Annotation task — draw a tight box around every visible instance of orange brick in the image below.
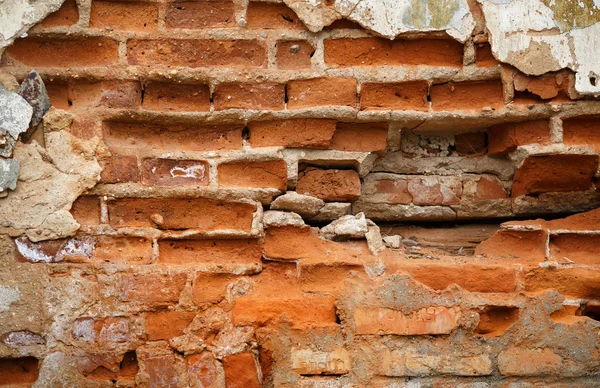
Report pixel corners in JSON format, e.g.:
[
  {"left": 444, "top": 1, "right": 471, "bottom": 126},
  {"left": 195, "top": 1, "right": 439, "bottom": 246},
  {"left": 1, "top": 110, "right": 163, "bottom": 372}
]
[
  {"left": 474, "top": 176, "right": 507, "bottom": 201},
  {"left": 233, "top": 297, "right": 337, "bottom": 327},
  {"left": 100, "top": 155, "right": 139, "bottom": 183},
  {"left": 488, "top": 120, "right": 551, "bottom": 156},
  {"left": 0, "top": 358, "right": 38, "bottom": 386},
  {"left": 186, "top": 353, "right": 221, "bottom": 387},
  {"left": 276, "top": 40, "right": 314, "bottom": 69},
  {"left": 108, "top": 198, "right": 256, "bottom": 231},
  {"left": 246, "top": 2, "right": 307, "bottom": 30},
  {"left": 214, "top": 82, "right": 285, "bottom": 110},
  {"left": 145, "top": 311, "right": 195, "bottom": 340},
  {"left": 39, "top": 0, "right": 79, "bottom": 27},
  {"left": 73, "top": 317, "right": 131, "bottom": 343},
  {"left": 524, "top": 267, "right": 600, "bottom": 299},
  {"left": 143, "top": 355, "right": 180, "bottom": 387},
  {"left": 454, "top": 132, "right": 487, "bottom": 156},
  {"left": 511, "top": 155, "right": 598, "bottom": 197},
  {"left": 90, "top": 1, "right": 158, "bottom": 32},
  {"left": 6, "top": 37, "right": 119, "bottom": 67},
  {"left": 159, "top": 239, "right": 263, "bottom": 265},
  {"left": 550, "top": 234, "right": 600, "bottom": 265},
  {"left": 127, "top": 39, "right": 267, "bottom": 68},
  {"left": 94, "top": 237, "right": 153, "bottom": 264},
  {"left": 141, "top": 159, "right": 209, "bottom": 186},
  {"left": 117, "top": 273, "right": 187, "bottom": 304},
  {"left": 475, "top": 43, "right": 500, "bottom": 67},
  {"left": 142, "top": 81, "right": 210, "bottom": 112},
  {"left": 475, "top": 230, "right": 547, "bottom": 263},
  {"left": 248, "top": 119, "right": 336, "bottom": 148},
  {"left": 359, "top": 81, "right": 429, "bottom": 111},
  {"left": 296, "top": 168, "right": 361, "bottom": 201},
  {"left": 44, "top": 79, "right": 69, "bottom": 109},
  {"left": 329, "top": 122, "right": 388, "bottom": 154},
  {"left": 218, "top": 160, "right": 287, "bottom": 190},
  {"left": 100, "top": 81, "right": 142, "bottom": 109},
  {"left": 562, "top": 116, "right": 600, "bottom": 151},
  {"left": 103, "top": 121, "right": 243, "bottom": 153},
  {"left": 287, "top": 77, "right": 357, "bottom": 109},
  {"left": 430, "top": 81, "right": 505, "bottom": 112},
  {"left": 222, "top": 353, "right": 261, "bottom": 388},
  {"left": 70, "top": 196, "right": 101, "bottom": 226},
  {"left": 166, "top": 0, "right": 235, "bottom": 29},
  {"left": 191, "top": 273, "right": 235, "bottom": 304},
  {"left": 324, "top": 38, "right": 464, "bottom": 68}
]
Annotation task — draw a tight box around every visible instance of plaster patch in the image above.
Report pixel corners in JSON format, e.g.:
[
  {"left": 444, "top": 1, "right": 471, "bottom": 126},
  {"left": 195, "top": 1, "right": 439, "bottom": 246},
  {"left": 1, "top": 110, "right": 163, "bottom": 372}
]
[{"left": 0, "top": 285, "right": 20, "bottom": 312}]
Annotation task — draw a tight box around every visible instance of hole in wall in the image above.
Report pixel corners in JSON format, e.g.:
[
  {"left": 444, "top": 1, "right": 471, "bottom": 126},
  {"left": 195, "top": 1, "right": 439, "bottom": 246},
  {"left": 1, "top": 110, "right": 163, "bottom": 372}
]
[{"left": 474, "top": 306, "right": 519, "bottom": 337}]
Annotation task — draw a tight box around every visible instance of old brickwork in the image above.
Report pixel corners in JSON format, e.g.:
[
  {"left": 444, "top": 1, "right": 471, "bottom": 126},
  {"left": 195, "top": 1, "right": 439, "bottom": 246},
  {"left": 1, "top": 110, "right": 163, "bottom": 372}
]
[{"left": 1, "top": 0, "right": 600, "bottom": 387}]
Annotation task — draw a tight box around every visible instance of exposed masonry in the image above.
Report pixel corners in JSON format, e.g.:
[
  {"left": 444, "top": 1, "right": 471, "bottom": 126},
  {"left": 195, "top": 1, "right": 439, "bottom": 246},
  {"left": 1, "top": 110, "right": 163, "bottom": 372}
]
[{"left": 1, "top": 0, "right": 600, "bottom": 386}]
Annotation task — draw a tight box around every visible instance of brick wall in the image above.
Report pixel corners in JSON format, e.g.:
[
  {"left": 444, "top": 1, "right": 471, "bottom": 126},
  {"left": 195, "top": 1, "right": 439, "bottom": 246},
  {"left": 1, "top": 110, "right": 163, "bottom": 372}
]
[{"left": 1, "top": 0, "right": 600, "bottom": 386}]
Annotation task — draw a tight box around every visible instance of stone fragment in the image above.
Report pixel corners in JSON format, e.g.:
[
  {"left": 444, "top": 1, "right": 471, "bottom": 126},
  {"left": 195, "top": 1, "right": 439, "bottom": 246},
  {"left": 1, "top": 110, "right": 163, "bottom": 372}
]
[
  {"left": 0, "top": 158, "right": 19, "bottom": 192},
  {"left": 365, "top": 219, "right": 385, "bottom": 255},
  {"left": 18, "top": 70, "right": 51, "bottom": 140},
  {"left": 309, "top": 202, "right": 351, "bottom": 222},
  {"left": 0, "top": 87, "right": 33, "bottom": 149},
  {"left": 263, "top": 210, "right": 306, "bottom": 227},
  {"left": 319, "top": 212, "right": 368, "bottom": 240},
  {"left": 383, "top": 235, "right": 402, "bottom": 249},
  {"left": 291, "top": 348, "right": 350, "bottom": 375},
  {"left": 271, "top": 191, "right": 324, "bottom": 218},
  {"left": 354, "top": 306, "right": 461, "bottom": 335}
]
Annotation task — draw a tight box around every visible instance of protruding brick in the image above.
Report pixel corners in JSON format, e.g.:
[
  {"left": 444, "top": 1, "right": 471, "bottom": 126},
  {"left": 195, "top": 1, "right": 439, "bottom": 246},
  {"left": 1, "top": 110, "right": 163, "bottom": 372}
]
[
  {"left": 6, "top": 37, "right": 119, "bottom": 67},
  {"left": 475, "top": 230, "right": 547, "bottom": 263},
  {"left": 191, "top": 273, "right": 235, "bottom": 304},
  {"left": 276, "top": 40, "right": 314, "bottom": 69},
  {"left": 145, "top": 311, "right": 195, "bottom": 340},
  {"left": 430, "top": 81, "right": 505, "bottom": 112},
  {"left": 166, "top": 0, "right": 235, "bottom": 29},
  {"left": 524, "top": 267, "right": 600, "bottom": 298},
  {"left": 218, "top": 160, "right": 287, "bottom": 190},
  {"left": 296, "top": 168, "right": 361, "bottom": 201},
  {"left": 287, "top": 77, "right": 357, "bottom": 109},
  {"left": 100, "top": 156, "right": 139, "bottom": 183},
  {"left": 90, "top": 1, "right": 158, "bottom": 32},
  {"left": 141, "top": 159, "right": 209, "bottom": 186},
  {"left": 324, "top": 38, "right": 464, "bottom": 68},
  {"left": 354, "top": 306, "right": 461, "bottom": 335},
  {"left": 562, "top": 116, "right": 600, "bottom": 151},
  {"left": 159, "top": 239, "right": 262, "bottom": 266},
  {"left": 214, "top": 83, "right": 285, "bottom": 110},
  {"left": 511, "top": 155, "right": 598, "bottom": 197},
  {"left": 233, "top": 297, "right": 337, "bottom": 327},
  {"left": 329, "top": 122, "right": 388, "bottom": 153},
  {"left": 142, "top": 81, "right": 210, "bottom": 112},
  {"left": 488, "top": 120, "right": 551, "bottom": 156},
  {"left": 108, "top": 198, "right": 256, "bottom": 231},
  {"left": 359, "top": 81, "right": 428, "bottom": 111},
  {"left": 70, "top": 196, "right": 101, "bottom": 226},
  {"left": 246, "top": 2, "right": 307, "bottom": 30},
  {"left": 127, "top": 39, "right": 267, "bottom": 68},
  {"left": 39, "top": 0, "right": 79, "bottom": 27},
  {"left": 222, "top": 353, "right": 260, "bottom": 388},
  {"left": 248, "top": 119, "right": 336, "bottom": 148},
  {"left": 550, "top": 234, "right": 600, "bottom": 265}
]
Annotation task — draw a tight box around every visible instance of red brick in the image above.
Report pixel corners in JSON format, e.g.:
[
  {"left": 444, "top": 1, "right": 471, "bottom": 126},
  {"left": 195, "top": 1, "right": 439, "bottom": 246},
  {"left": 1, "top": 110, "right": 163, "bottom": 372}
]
[
  {"left": 145, "top": 311, "right": 195, "bottom": 340},
  {"left": 117, "top": 272, "right": 187, "bottom": 304},
  {"left": 372, "top": 178, "right": 412, "bottom": 204},
  {"left": 0, "top": 358, "right": 39, "bottom": 385},
  {"left": 549, "top": 234, "right": 600, "bottom": 265},
  {"left": 108, "top": 198, "right": 256, "bottom": 231},
  {"left": 233, "top": 297, "right": 337, "bottom": 327},
  {"left": 324, "top": 38, "right": 464, "bottom": 68},
  {"left": 5, "top": 37, "right": 119, "bottom": 67},
  {"left": 70, "top": 196, "right": 101, "bottom": 226},
  {"left": 214, "top": 82, "right": 285, "bottom": 110},
  {"left": 562, "top": 116, "right": 600, "bottom": 151},
  {"left": 141, "top": 159, "right": 209, "bottom": 186},
  {"left": 100, "top": 81, "right": 142, "bottom": 109},
  {"left": 296, "top": 168, "right": 361, "bottom": 201},
  {"left": 276, "top": 40, "right": 314, "bottom": 69},
  {"left": 159, "top": 239, "right": 262, "bottom": 265},
  {"left": 330, "top": 122, "right": 388, "bottom": 154},
  {"left": 73, "top": 317, "right": 131, "bottom": 343},
  {"left": 222, "top": 353, "right": 260, "bottom": 388},
  {"left": 100, "top": 155, "right": 139, "bottom": 183},
  {"left": 513, "top": 71, "right": 571, "bottom": 100},
  {"left": 15, "top": 237, "right": 66, "bottom": 263},
  {"left": 191, "top": 273, "right": 235, "bottom": 304},
  {"left": 94, "top": 237, "right": 153, "bottom": 264},
  {"left": 142, "top": 81, "right": 210, "bottom": 112},
  {"left": 218, "top": 160, "right": 287, "bottom": 190},
  {"left": 127, "top": 39, "right": 267, "bottom": 68},
  {"left": 166, "top": 0, "right": 235, "bottom": 29},
  {"left": 143, "top": 355, "right": 179, "bottom": 388},
  {"left": 455, "top": 132, "right": 487, "bottom": 156},
  {"left": 475, "top": 230, "right": 547, "bottom": 263},
  {"left": 431, "top": 81, "right": 505, "bottom": 112},
  {"left": 246, "top": 2, "right": 307, "bottom": 30},
  {"left": 488, "top": 120, "right": 551, "bottom": 156},
  {"left": 39, "top": 0, "right": 79, "bottom": 27},
  {"left": 90, "top": 1, "right": 158, "bottom": 32},
  {"left": 474, "top": 176, "right": 507, "bottom": 200},
  {"left": 408, "top": 176, "right": 461, "bottom": 205},
  {"left": 248, "top": 119, "right": 336, "bottom": 148},
  {"left": 524, "top": 267, "right": 600, "bottom": 299},
  {"left": 186, "top": 353, "right": 221, "bottom": 387},
  {"left": 287, "top": 77, "right": 357, "bottom": 109},
  {"left": 359, "top": 81, "right": 429, "bottom": 111},
  {"left": 475, "top": 43, "right": 500, "bottom": 67},
  {"left": 103, "top": 121, "right": 243, "bottom": 153},
  {"left": 511, "top": 155, "right": 598, "bottom": 197}
]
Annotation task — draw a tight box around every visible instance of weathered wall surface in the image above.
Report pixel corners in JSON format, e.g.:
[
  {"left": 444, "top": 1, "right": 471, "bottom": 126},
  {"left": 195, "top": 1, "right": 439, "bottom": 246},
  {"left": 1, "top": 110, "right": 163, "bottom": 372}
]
[{"left": 1, "top": 0, "right": 600, "bottom": 386}]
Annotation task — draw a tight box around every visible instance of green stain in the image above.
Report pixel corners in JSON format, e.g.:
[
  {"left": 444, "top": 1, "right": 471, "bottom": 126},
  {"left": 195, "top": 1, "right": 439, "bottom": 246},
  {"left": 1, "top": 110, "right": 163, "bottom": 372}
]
[
  {"left": 542, "top": 0, "right": 600, "bottom": 31},
  {"left": 403, "top": 0, "right": 460, "bottom": 29}
]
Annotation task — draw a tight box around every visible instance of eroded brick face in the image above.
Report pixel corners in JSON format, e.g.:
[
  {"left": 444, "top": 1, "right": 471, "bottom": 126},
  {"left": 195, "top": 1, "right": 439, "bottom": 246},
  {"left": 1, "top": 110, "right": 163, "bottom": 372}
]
[{"left": 2, "top": 0, "right": 600, "bottom": 386}]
